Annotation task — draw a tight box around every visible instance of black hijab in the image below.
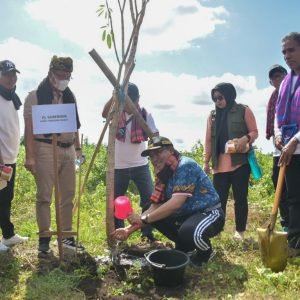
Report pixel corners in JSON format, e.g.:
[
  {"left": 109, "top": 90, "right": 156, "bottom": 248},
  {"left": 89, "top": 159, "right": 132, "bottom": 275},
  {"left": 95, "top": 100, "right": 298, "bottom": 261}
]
[{"left": 211, "top": 82, "right": 237, "bottom": 156}]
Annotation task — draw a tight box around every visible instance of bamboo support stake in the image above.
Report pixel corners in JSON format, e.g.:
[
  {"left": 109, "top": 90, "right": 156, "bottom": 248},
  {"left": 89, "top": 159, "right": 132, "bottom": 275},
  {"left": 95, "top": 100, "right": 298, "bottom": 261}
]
[
  {"left": 89, "top": 49, "right": 154, "bottom": 137},
  {"left": 72, "top": 120, "right": 110, "bottom": 214},
  {"left": 75, "top": 134, "right": 84, "bottom": 256}
]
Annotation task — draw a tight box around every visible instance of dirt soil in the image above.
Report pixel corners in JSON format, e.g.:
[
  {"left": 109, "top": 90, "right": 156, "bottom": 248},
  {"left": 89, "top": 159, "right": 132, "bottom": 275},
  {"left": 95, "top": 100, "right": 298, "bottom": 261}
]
[{"left": 35, "top": 201, "right": 267, "bottom": 300}]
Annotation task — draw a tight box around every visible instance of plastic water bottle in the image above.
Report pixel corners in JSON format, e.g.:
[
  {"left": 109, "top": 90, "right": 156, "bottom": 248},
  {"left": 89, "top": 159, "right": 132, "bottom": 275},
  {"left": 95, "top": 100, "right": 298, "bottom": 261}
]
[
  {"left": 248, "top": 149, "right": 262, "bottom": 180},
  {"left": 75, "top": 154, "right": 86, "bottom": 171},
  {"left": 114, "top": 196, "right": 133, "bottom": 219}
]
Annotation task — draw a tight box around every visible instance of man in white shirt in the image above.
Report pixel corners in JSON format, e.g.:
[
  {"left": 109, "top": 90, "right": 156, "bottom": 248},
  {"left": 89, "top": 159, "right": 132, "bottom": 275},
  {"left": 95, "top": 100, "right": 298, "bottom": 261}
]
[
  {"left": 265, "top": 64, "right": 288, "bottom": 231},
  {"left": 102, "top": 83, "right": 159, "bottom": 242},
  {"left": 0, "top": 60, "right": 28, "bottom": 252}
]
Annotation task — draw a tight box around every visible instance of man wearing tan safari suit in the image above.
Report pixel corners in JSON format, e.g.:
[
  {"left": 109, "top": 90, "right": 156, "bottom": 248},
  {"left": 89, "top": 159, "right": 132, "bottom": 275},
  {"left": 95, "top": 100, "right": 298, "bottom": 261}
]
[{"left": 24, "top": 56, "right": 83, "bottom": 254}]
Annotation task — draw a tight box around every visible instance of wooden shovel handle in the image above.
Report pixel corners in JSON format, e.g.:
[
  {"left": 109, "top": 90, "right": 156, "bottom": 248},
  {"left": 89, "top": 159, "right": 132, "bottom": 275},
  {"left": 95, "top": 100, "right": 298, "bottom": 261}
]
[{"left": 270, "top": 164, "right": 286, "bottom": 229}]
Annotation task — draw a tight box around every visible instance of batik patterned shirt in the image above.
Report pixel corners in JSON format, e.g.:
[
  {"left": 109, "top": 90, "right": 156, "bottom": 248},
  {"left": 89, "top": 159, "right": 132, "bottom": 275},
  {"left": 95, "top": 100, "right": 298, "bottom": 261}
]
[{"left": 165, "top": 156, "right": 220, "bottom": 216}]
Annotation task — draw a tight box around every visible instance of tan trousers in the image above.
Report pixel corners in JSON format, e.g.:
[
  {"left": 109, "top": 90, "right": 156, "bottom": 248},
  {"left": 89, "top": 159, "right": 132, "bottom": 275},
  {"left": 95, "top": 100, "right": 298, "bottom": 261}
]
[{"left": 34, "top": 141, "right": 76, "bottom": 238}]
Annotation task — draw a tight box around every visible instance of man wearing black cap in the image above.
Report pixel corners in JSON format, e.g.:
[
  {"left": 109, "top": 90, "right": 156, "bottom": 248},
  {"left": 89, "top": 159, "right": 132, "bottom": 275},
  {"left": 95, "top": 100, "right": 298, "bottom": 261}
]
[
  {"left": 0, "top": 60, "right": 28, "bottom": 252},
  {"left": 113, "top": 136, "right": 225, "bottom": 266},
  {"left": 23, "top": 55, "right": 83, "bottom": 254},
  {"left": 266, "top": 64, "right": 288, "bottom": 231},
  {"left": 102, "top": 83, "right": 159, "bottom": 243}
]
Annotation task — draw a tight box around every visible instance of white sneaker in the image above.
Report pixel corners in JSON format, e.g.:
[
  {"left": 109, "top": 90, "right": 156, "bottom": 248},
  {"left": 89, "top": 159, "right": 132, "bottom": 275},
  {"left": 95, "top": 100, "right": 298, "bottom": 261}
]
[
  {"left": 2, "top": 234, "right": 29, "bottom": 246},
  {"left": 0, "top": 241, "right": 9, "bottom": 252},
  {"left": 233, "top": 231, "right": 245, "bottom": 241}
]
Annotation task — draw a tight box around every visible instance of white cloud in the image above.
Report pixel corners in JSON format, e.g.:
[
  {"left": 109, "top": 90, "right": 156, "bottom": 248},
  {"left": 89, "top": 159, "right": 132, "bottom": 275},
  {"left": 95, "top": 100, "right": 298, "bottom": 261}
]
[
  {"left": 25, "top": 0, "right": 228, "bottom": 54},
  {"left": 140, "top": 0, "right": 228, "bottom": 53},
  {"left": 1, "top": 35, "right": 273, "bottom": 154}
]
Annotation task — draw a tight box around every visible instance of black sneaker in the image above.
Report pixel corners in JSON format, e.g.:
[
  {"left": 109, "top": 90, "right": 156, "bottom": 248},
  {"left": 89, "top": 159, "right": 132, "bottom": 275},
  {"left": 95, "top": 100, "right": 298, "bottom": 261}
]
[
  {"left": 62, "top": 237, "right": 85, "bottom": 251},
  {"left": 288, "top": 235, "right": 300, "bottom": 249},
  {"left": 189, "top": 248, "right": 214, "bottom": 267},
  {"left": 38, "top": 237, "right": 51, "bottom": 254},
  {"left": 141, "top": 233, "right": 157, "bottom": 243}
]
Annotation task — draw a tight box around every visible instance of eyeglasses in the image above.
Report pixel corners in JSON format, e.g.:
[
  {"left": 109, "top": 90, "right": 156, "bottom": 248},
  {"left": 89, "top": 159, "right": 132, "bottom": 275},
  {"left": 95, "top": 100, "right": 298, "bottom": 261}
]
[{"left": 213, "top": 95, "right": 224, "bottom": 102}]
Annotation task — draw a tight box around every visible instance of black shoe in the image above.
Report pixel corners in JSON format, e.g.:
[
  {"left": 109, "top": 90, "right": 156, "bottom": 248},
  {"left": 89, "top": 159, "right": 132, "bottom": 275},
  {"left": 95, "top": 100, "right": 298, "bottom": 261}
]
[
  {"left": 141, "top": 233, "right": 157, "bottom": 243},
  {"left": 38, "top": 237, "right": 51, "bottom": 253},
  {"left": 189, "top": 249, "right": 214, "bottom": 267},
  {"left": 288, "top": 235, "right": 300, "bottom": 249},
  {"left": 62, "top": 237, "right": 85, "bottom": 251}
]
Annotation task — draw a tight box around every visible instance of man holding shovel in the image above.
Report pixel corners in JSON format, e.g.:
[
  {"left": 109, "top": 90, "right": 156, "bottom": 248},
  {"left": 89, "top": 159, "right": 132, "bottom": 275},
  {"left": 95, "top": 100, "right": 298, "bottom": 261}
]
[
  {"left": 266, "top": 64, "right": 289, "bottom": 231},
  {"left": 275, "top": 32, "right": 300, "bottom": 257}
]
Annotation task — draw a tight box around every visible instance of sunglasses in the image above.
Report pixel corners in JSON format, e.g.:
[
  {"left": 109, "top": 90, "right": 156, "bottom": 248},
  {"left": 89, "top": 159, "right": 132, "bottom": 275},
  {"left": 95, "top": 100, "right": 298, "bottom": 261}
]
[{"left": 213, "top": 95, "right": 225, "bottom": 102}]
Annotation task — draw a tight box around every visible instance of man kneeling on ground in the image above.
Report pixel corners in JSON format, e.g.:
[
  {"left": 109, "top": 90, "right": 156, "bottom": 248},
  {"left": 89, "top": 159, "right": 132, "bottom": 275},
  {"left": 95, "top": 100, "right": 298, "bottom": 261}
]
[{"left": 113, "top": 136, "right": 225, "bottom": 266}]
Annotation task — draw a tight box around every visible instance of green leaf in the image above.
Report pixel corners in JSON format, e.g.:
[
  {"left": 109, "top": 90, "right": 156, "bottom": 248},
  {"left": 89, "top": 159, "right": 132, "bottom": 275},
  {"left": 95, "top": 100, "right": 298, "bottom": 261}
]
[
  {"left": 107, "top": 34, "right": 112, "bottom": 48},
  {"left": 102, "top": 30, "right": 106, "bottom": 41},
  {"left": 97, "top": 10, "right": 104, "bottom": 17}
]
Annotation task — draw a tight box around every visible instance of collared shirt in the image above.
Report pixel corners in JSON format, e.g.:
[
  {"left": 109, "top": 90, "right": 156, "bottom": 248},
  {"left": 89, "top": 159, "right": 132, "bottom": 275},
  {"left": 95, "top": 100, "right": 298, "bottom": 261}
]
[{"left": 165, "top": 156, "right": 220, "bottom": 216}]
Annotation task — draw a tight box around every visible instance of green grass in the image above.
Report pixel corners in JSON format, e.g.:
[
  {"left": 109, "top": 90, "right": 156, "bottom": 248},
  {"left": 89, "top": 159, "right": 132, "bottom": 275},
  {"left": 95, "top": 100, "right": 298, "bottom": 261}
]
[{"left": 0, "top": 145, "right": 300, "bottom": 299}]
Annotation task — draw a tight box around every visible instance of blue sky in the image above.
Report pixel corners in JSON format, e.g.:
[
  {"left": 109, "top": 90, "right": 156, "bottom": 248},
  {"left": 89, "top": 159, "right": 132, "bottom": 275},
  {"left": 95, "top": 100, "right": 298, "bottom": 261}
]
[{"left": 0, "top": 0, "right": 299, "bottom": 153}]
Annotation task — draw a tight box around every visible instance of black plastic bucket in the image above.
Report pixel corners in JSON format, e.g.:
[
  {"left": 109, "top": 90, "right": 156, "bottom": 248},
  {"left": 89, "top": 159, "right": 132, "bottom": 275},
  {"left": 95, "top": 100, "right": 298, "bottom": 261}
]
[{"left": 145, "top": 249, "right": 190, "bottom": 287}]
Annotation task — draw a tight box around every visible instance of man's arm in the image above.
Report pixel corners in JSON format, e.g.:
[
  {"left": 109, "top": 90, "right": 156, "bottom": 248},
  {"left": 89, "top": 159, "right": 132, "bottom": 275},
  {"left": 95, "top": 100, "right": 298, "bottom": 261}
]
[
  {"left": 203, "top": 115, "right": 212, "bottom": 173},
  {"left": 102, "top": 97, "right": 114, "bottom": 118},
  {"left": 128, "top": 195, "right": 188, "bottom": 225},
  {"left": 24, "top": 117, "right": 36, "bottom": 175}
]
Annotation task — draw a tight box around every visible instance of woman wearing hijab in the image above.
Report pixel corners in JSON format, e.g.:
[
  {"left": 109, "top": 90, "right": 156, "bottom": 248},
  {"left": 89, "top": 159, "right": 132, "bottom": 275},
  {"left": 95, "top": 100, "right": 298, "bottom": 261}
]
[{"left": 203, "top": 83, "right": 258, "bottom": 240}]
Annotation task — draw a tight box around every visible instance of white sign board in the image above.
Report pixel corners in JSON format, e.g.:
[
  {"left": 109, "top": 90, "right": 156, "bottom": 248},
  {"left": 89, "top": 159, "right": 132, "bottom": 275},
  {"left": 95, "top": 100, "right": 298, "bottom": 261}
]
[{"left": 32, "top": 104, "right": 77, "bottom": 134}]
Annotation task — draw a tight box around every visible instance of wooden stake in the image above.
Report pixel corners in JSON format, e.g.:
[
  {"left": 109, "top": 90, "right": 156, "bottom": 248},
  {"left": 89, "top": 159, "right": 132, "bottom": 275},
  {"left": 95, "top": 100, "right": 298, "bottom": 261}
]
[
  {"left": 53, "top": 134, "right": 63, "bottom": 260},
  {"left": 75, "top": 134, "right": 84, "bottom": 256}
]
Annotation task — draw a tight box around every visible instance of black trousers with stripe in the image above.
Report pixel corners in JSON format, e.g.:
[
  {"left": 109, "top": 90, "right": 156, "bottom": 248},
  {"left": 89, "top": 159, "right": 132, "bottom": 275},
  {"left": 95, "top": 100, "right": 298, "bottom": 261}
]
[
  {"left": 152, "top": 208, "right": 225, "bottom": 254},
  {"left": 0, "top": 163, "right": 16, "bottom": 239}
]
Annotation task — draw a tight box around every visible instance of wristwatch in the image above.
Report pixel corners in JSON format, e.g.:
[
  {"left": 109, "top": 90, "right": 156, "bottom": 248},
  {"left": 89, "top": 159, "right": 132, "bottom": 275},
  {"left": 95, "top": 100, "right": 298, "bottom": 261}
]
[{"left": 141, "top": 214, "right": 149, "bottom": 224}]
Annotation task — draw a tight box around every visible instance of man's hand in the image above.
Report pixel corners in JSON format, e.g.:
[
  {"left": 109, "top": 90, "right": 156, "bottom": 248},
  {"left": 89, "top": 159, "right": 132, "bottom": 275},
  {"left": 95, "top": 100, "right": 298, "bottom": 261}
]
[
  {"left": 203, "top": 162, "right": 211, "bottom": 175},
  {"left": 279, "top": 137, "right": 298, "bottom": 166},
  {"left": 127, "top": 213, "right": 143, "bottom": 226},
  {"left": 113, "top": 228, "right": 130, "bottom": 241},
  {"left": 234, "top": 136, "right": 249, "bottom": 153},
  {"left": 275, "top": 136, "right": 284, "bottom": 151},
  {"left": 75, "top": 149, "right": 82, "bottom": 159},
  {"left": 24, "top": 157, "right": 36, "bottom": 175}
]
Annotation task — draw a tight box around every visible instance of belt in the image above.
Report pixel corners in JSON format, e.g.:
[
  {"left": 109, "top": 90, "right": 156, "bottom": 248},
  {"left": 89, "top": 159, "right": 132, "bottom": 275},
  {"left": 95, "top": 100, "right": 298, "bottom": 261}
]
[
  {"left": 35, "top": 138, "right": 74, "bottom": 148},
  {"left": 204, "top": 203, "right": 221, "bottom": 213}
]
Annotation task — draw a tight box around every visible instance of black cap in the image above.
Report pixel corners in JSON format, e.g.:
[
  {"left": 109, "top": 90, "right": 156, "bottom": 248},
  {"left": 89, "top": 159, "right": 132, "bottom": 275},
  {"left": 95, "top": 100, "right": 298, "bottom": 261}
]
[
  {"left": 127, "top": 82, "right": 140, "bottom": 102},
  {"left": 141, "top": 136, "right": 173, "bottom": 157},
  {"left": 269, "top": 64, "right": 287, "bottom": 79},
  {"left": 0, "top": 60, "right": 20, "bottom": 74}
]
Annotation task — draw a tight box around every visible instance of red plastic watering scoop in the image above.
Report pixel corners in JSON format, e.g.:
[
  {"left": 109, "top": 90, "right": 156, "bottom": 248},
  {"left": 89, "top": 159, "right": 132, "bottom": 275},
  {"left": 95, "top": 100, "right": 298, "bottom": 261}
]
[{"left": 114, "top": 196, "right": 133, "bottom": 219}]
